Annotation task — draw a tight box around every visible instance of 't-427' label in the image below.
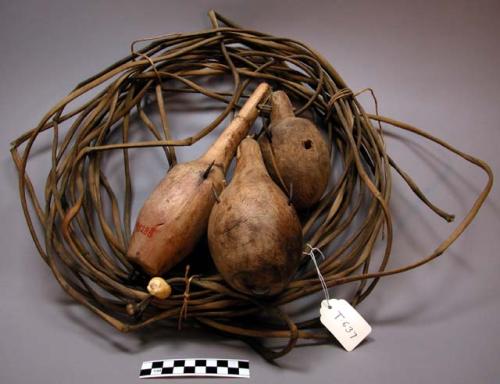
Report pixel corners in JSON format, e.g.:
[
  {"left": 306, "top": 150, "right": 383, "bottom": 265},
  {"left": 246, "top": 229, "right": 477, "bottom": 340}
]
[{"left": 320, "top": 299, "right": 372, "bottom": 351}]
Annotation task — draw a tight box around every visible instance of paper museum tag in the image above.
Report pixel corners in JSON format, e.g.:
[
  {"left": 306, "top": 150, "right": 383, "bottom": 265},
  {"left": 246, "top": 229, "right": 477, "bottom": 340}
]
[{"left": 320, "top": 299, "right": 372, "bottom": 351}]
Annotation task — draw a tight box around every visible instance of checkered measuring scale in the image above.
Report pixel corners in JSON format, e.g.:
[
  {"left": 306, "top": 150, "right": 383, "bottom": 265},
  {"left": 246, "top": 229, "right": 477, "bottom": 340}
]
[{"left": 139, "top": 358, "right": 250, "bottom": 378}]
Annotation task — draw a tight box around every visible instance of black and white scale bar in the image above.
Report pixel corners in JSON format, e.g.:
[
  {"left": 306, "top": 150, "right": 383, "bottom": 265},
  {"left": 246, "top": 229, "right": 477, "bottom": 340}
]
[{"left": 139, "top": 359, "right": 250, "bottom": 379}]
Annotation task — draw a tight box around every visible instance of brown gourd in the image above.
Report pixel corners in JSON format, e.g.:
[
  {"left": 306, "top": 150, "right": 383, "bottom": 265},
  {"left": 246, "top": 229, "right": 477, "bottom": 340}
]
[
  {"left": 259, "top": 90, "right": 331, "bottom": 210},
  {"left": 208, "top": 137, "right": 303, "bottom": 296},
  {"left": 127, "top": 83, "right": 270, "bottom": 276}
]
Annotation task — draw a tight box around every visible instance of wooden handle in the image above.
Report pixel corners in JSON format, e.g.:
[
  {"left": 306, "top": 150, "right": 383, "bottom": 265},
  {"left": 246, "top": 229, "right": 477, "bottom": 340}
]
[{"left": 201, "top": 83, "right": 270, "bottom": 171}]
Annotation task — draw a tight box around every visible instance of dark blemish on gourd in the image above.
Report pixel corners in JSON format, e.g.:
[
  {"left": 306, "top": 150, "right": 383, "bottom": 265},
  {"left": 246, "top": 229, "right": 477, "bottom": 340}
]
[
  {"left": 201, "top": 160, "right": 215, "bottom": 179},
  {"left": 222, "top": 218, "right": 249, "bottom": 236}
]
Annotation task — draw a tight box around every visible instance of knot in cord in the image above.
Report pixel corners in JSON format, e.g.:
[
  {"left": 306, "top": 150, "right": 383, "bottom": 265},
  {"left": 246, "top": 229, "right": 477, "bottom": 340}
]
[
  {"left": 303, "top": 243, "right": 331, "bottom": 308},
  {"left": 178, "top": 265, "right": 198, "bottom": 330}
]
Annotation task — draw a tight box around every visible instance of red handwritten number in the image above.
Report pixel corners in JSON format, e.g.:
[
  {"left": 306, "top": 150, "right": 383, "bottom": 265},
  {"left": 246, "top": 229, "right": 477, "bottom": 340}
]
[{"left": 136, "top": 222, "right": 156, "bottom": 238}]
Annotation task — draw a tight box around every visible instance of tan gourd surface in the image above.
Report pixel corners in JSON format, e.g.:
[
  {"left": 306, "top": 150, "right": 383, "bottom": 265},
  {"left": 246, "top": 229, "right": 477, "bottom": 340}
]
[
  {"left": 208, "top": 137, "right": 303, "bottom": 296},
  {"left": 127, "top": 83, "right": 270, "bottom": 275},
  {"left": 259, "top": 90, "right": 331, "bottom": 210}
]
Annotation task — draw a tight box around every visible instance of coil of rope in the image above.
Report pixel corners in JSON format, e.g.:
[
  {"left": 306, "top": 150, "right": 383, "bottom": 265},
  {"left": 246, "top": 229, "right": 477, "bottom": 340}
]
[{"left": 10, "top": 11, "right": 493, "bottom": 360}]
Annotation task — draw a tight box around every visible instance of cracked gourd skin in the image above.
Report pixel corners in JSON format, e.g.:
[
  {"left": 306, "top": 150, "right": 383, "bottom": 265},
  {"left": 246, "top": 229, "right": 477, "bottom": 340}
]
[
  {"left": 127, "top": 83, "right": 270, "bottom": 276},
  {"left": 208, "top": 137, "right": 303, "bottom": 296},
  {"left": 259, "top": 91, "right": 331, "bottom": 210}
]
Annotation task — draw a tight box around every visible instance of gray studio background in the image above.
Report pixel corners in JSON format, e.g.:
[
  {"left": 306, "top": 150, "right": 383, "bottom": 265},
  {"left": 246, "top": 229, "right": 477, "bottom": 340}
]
[{"left": 1, "top": 1, "right": 500, "bottom": 383}]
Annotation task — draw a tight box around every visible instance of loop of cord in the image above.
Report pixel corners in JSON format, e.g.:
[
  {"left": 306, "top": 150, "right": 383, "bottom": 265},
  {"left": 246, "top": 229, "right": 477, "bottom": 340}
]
[
  {"left": 9, "top": 11, "right": 493, "bottom": 359},
  {"left": 178, "top": 266, "right": 198, "bottom": 330},
  {"left": 303, "top": 244, "right": 331, "bottom": 307}
]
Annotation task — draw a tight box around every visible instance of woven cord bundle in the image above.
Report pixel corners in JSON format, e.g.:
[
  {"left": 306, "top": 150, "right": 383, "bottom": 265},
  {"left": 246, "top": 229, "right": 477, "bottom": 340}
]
[{"left": 10, "top": 11, "right": 493, "bottom": 359}]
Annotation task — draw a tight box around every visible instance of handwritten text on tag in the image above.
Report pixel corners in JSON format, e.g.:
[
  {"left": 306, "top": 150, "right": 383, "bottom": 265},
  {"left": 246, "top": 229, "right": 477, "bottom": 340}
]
[{"left": 320, "top": 299, "right": 372, "bottom": 352}]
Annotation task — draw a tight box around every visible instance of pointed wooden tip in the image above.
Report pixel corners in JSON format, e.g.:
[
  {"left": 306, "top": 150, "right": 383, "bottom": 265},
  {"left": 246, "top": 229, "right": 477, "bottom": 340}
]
[
  {"left": 270, "top": 90, "right": 295, "bottom": 123},
  {"left": 238, "top": 82, "right": 271, "bottom": 118}
]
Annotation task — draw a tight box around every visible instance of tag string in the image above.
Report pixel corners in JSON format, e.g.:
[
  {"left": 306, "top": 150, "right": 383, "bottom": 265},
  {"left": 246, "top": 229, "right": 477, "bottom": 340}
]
[{"left": 303, "top": 244, "right": 331, "bottom": 308}]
